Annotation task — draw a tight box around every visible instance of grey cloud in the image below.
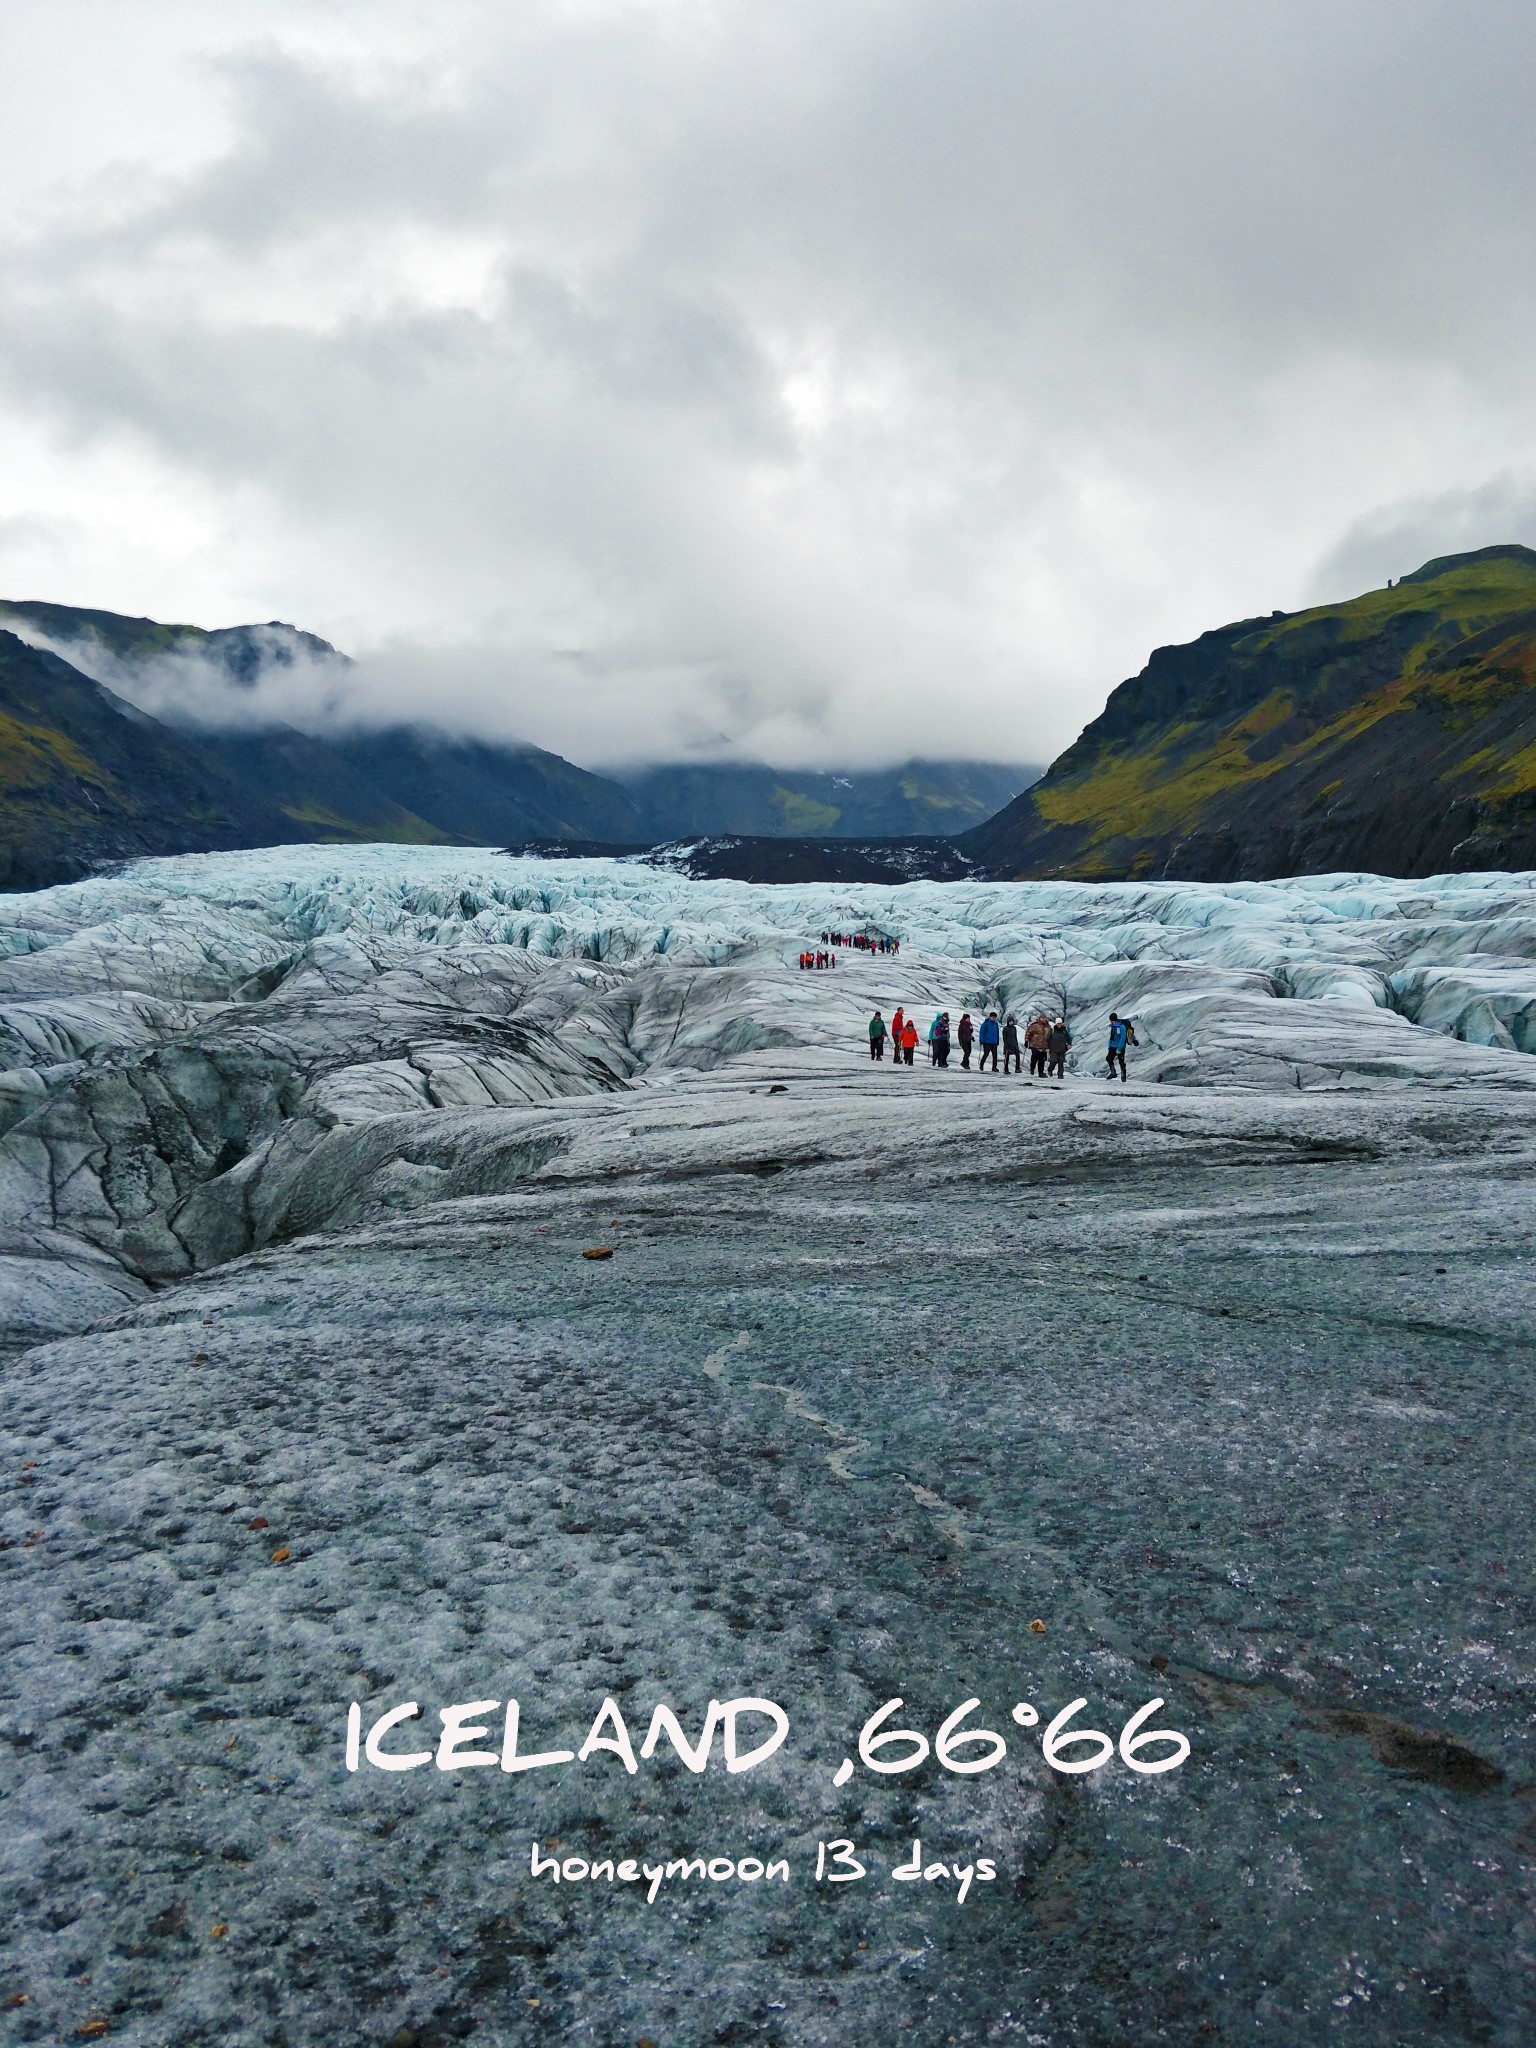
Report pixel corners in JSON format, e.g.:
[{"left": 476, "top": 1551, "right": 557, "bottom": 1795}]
[
  {"left": 72, "top": 48, "right": 511, "bottom": 256},
  {"left": 1307, "top": 476, "right": 1536, "bottom": 606},
  {"left": 0, "top": 512, "right": 69, "bottom": 555},
  {"left": 0, "top": 1, "right": 1534, "bottom": 768}
]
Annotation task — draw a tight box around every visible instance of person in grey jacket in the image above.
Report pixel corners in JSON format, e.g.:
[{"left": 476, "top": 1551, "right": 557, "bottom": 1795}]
[{"left": 1001, "top": 1014, "right": 1021, "bottom": 1074}]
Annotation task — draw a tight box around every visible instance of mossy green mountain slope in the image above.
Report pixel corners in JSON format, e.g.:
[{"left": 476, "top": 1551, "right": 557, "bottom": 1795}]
[{"left": 964, "top": 544, "right": 1536, "bottom": 881}]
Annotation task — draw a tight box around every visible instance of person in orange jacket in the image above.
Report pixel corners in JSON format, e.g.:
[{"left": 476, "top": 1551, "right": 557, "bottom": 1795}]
[{"left": 900, "top": 1016, "right": 919, "bottom": 1065}]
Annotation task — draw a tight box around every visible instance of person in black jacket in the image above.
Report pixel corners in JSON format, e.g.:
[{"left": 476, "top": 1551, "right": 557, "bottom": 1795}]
[
  {"left": 1001, "top": 1013, "right": 1021, "bottom": 1074},
  {"left": 1046, "top": 1017, "right": 1072, "bottom": 1078}
]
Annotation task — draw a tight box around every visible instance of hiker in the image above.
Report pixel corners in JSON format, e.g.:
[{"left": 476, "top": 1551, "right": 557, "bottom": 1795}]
[
  {"left": 928, "top": 1013, "right": 941, "bottom": 1065},
  {"left": 957, "top": 1011, "right": 975, "bottom": 1068},
  {"left": 869, "top": 1008, "right": 887, "bottom": 1060},
  {"left": 1002, "top": 1013, "right": 1021, "bottom": 1073},
  {"left": 978, "top": 1010, "right": 1001, "bottom": 1072},
  {"left": 900, "top": 1015, "right": 918, "bottom": 1065},
  {"left": 891, "top": 1007, "right": 905, "bottom": 1069},
  {"left": 1046, "top": 1016, "right": 1072, "bottom": 1078},
  {"left": 1105, "top": 1011, "right": 1139, "bottom": 1081},
  {"left": 1025, "top": 1013, "right": 1050, "bottom": 1076},
  {"left": 935, "top": 1012, "right": 951, "bottom": 1067}
]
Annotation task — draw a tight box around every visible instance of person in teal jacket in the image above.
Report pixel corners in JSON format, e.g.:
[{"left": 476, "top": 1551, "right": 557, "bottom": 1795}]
[{"left": 1105, "top": 1011, "right": 1139, "bottom": 1081}]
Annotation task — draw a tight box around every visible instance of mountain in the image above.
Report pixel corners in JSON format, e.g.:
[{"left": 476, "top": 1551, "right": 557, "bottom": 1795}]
[
  {"left": 0, "top": 604, "right": 652, "bottom": 866},
  {"left": 0, "top": 598, "right": 340, "bottom": 681},
  {"left": 0, "top": 598, "right": 1040, "bottom": 887},
  {"left": 964, "top": 544, "right": 1536, "bottom": 882},
  {"left": 0, "top": 630, "right": 303, "bottom": 891},
  {"left": 619, "top": 758, "right": 1038, "bottom": 840},
  {"left": 9, "top": 552, "right": 1536, "bottom": 889},
  {"left": 0, "top": 601, "right": 457, "bottom": 876},
  {"left": 324, "top": 727, "right": 649, "bottom": 844},
  {"left": 190, "top": 728, "right": 454, "bottom": 846},
  {"left": 0, "top": 602, "right": 654, "bottom": 842}
]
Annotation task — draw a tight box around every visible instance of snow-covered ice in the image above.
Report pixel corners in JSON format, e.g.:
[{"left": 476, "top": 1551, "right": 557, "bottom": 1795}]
[{"left": 1, "top": 845, "right": 1533, "bottom": 1342}]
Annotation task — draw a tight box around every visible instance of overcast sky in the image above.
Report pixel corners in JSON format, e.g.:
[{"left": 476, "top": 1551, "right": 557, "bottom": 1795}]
[{"left": 1, "top": 0, "right": 1533, "bottom": 767}]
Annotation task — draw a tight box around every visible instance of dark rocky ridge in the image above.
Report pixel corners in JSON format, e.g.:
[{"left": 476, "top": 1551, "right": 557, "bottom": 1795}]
[{"left": 511, "top": 833, "right": 984, "bottom": 881}]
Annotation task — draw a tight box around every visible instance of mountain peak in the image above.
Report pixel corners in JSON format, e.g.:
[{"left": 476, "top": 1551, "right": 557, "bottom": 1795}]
[{"left": 1399, "top": 541, "right": 1536, "bottom": 586}]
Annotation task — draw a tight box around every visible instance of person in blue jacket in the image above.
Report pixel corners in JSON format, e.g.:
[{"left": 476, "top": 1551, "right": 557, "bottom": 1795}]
[
  {"left": 977, "top": 1010, "right": 1001, "bottom": 1071},
  {"left": 1105, "top": 1011, "right": 1139, "bottom": 1081}
]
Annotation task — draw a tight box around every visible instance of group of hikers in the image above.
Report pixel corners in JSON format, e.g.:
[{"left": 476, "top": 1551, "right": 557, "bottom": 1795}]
[
  {"left": 868, "top": 1007, "right": 1139, "bottom": 1080},
  {"left": 822, "top": 930, "right": 899, "bottom": 954},
  {"left": 799, "top": 949, "right": 839, "bottom": 969}
]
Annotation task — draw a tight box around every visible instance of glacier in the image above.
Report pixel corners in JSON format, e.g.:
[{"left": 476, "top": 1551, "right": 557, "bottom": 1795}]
[
  {"left": 2, "top": 845, "right": 1535, "bottom": 1344},
  {"left": 1, "top": 846, "right": 1534, "bottom": 2046}
]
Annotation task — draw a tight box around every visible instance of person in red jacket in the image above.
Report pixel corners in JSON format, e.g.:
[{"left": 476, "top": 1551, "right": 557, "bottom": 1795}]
[{"left": 900, "top": 1016, "right": 918, "bottom": 1065}]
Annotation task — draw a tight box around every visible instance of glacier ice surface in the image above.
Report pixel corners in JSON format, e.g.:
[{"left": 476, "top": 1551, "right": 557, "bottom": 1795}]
[{"left": 1, "top": 848, "right": 1535, "bottom": 2042}]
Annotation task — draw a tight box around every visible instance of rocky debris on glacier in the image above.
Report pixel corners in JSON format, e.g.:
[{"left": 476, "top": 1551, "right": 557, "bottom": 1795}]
[{"left": 1, "top": 848, "right": 1535, "bottom": 2043}]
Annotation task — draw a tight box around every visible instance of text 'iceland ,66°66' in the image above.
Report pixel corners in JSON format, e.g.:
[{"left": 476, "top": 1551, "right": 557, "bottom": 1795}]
[{"left": 342, "top": 1691, "right": 1190, "bottom": 1783}]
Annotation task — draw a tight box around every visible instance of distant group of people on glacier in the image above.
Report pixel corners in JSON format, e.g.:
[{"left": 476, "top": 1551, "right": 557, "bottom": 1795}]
[
  {"left": 799, "top": 929, "right": 899, "bottom": 969},
  {"left": 868, "top": 1006, "right": 1139, "bottom": 1081}
]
